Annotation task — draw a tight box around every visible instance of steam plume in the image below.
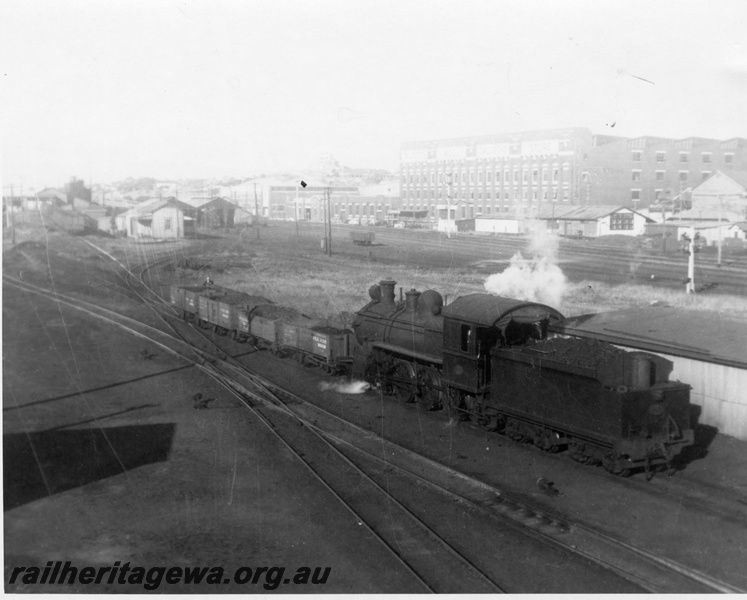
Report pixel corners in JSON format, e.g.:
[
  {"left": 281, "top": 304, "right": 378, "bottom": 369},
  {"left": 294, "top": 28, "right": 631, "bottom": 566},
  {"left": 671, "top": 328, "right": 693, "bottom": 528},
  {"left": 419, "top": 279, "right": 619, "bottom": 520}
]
[
  {"left": 319, "top": 380, "right": 371, "bottom": 394},
  {"left": 483, "top": 224, "right": 567, "bottom": 307}
]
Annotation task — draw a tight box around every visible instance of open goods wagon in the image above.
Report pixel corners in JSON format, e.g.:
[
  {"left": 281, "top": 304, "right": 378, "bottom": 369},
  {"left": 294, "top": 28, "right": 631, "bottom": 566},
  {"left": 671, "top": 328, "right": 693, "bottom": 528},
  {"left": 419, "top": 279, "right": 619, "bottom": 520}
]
[
  {"left": 350, "top": 231, "right": 375, "bottom": 246},
  {"left": 250, "top": 305, "right": 352, "bottom": 374}
]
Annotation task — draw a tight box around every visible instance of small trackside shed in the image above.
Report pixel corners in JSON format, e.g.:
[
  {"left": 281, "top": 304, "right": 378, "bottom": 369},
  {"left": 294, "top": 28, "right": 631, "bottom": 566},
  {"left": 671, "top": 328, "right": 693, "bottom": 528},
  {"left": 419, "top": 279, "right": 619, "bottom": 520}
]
[
  {"left": 198, "top": 196, "right": 240, "bottom": 229},
  {"left": 475, "top": 214, "right": 525, "bottom": 234},
  {"left": 116, "top": 197, "right": 192, "bottom": 238},
  {"left": 540, "top": 205, "right": 654, "bottom": 237}
]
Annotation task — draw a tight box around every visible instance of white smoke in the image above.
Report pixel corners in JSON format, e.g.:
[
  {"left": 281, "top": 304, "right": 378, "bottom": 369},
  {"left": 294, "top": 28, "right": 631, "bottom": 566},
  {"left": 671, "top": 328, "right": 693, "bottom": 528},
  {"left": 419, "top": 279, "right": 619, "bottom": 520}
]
[
  {"left": 483, "top": 224, "right": 567, "bottom": 307},
  {"left": 319, "top": 380, "right": 371, "bottom": 394}
]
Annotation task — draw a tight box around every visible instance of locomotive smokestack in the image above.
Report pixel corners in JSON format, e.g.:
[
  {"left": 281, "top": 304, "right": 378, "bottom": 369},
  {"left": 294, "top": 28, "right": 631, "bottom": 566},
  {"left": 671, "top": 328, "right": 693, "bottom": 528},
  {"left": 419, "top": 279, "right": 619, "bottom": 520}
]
[
  {"left": 405, "top": 289, "right": 421, "bottom": 313},
  {"left": 379, "top": 280, "right": 396, "bottom": 306}
]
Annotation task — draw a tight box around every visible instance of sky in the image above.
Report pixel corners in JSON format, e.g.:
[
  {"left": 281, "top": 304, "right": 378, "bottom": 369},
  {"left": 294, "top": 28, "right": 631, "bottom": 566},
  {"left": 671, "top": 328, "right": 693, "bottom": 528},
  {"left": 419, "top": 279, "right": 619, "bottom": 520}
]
[{"left": 2, "top": 0, "right": 747, "bottom": 189}]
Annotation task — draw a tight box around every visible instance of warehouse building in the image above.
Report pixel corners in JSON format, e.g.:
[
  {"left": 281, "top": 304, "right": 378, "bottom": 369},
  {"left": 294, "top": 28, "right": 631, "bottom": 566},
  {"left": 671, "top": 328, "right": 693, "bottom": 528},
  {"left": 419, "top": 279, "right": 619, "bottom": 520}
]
[
  {"left": 474, "top": 205, "right": 653, "bottom": 237},
  {"left": 116, "top": 197, "right": 193, "bottom": 238},
  {"left": 402, "top": 129, "right": 747, "bottom": 213},
  {"left": 401, "top": 128, "right": 593, "bottom": 220}
]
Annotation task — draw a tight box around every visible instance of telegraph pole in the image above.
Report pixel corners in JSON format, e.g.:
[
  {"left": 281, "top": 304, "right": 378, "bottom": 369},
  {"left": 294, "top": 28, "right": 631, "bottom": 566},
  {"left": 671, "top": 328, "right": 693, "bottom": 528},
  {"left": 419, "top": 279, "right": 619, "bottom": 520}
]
[
  {"left": 254, "top": 183, "right": 260, "bottom": 240},
  {"left": 686, "top": 226, "right": 695, "bottom": 294},
  {"left": 325, "top": 186, "right": 332, "bottom": 256},
  {"left": 717, "top": 194, "right": 723, "bottom": 267},
  {"left": 9, "top": 184, "right": 16, "bottom": 244}
]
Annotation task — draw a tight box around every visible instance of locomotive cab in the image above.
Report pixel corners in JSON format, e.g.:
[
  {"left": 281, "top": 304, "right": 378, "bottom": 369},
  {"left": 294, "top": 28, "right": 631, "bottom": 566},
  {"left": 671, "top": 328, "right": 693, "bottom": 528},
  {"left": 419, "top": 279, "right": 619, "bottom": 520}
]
[
  {"left": 443, "top": 321, "right": 504, "bottom": 392},
  {"left": 441, "top": 295, "right": 564, "bottom": 396}
]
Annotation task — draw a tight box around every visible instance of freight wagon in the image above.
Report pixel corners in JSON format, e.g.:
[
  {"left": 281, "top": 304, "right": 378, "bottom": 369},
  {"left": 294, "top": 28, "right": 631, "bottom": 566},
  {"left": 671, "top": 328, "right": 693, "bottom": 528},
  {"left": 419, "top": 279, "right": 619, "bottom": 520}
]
[
  {"left": 350, "top": 231, "right": 375, "bottom": 246},
  {"left": 170, "top": 284, "right": 353, "bottom": 374}
]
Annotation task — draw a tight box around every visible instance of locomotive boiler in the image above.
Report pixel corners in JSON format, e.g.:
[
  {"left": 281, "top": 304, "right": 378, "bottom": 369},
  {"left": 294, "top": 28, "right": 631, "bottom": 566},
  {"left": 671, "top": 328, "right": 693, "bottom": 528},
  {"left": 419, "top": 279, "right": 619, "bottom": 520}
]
[{"left": 352, "top": 279, "right": 565, "bottom": 410}]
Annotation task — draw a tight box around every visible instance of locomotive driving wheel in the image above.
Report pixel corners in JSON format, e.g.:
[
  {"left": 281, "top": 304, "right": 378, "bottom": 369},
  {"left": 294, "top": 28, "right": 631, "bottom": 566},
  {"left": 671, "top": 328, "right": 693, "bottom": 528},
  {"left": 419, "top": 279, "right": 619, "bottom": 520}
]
[
  {"left": 388, "top": 360, "right": 417, "bottom": 403},
  {"left": 416, "top": 367, "right": 442, "bottom": 410}
]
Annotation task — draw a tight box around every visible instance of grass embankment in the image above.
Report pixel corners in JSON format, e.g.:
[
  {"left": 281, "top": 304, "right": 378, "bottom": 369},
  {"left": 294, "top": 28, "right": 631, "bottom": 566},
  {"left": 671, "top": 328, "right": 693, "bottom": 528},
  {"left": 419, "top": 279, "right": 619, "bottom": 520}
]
[
  {"left": 187, "top": 249, "right": 747, "bottom": 322},
  {"left": 5, "top": 212, "right": 745, "bottom": 322}
]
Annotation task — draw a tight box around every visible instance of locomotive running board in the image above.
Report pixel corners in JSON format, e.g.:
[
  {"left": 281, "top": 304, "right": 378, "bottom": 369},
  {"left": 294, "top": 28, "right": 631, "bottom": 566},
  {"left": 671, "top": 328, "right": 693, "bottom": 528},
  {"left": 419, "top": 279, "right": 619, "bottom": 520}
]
[{"left": 370, "top": 341, "right": 443, "bottom": 365}]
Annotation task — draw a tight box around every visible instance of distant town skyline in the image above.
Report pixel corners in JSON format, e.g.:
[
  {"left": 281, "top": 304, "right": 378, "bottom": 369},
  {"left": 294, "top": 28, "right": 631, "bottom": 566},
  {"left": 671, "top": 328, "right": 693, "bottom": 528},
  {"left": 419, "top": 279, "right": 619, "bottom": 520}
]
[{"left": 3, "top": 0, "right": 747, "bottom": 190}]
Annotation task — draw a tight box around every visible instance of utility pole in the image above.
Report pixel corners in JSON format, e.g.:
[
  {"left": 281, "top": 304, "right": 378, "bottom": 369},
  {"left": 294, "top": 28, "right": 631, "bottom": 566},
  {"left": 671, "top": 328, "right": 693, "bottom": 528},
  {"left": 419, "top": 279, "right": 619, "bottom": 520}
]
[
  {"left": 254, "top": 183, "right": 260, "bottom": 240},
  {"left": 9, "top": 184, "right": 16, "bottom": 244},
  {"left": 324, "top": 186, "right": 332, "bottom": 256},
  {"left": 686, "top": 226, "right": 696, "bottom": 294},
  {"left": 717, "top": 194, "right": 723, "bottom": 267}
]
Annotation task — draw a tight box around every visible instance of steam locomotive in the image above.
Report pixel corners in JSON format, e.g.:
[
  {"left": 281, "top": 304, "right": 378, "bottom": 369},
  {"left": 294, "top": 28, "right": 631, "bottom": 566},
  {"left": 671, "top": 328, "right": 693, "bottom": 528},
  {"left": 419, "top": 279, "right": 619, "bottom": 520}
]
[
  {"left": 352, "top": 280, "right": 694, "bottom": 476},
  {"left": 170, "top": 279, "right": 694, "bottom": 476}
]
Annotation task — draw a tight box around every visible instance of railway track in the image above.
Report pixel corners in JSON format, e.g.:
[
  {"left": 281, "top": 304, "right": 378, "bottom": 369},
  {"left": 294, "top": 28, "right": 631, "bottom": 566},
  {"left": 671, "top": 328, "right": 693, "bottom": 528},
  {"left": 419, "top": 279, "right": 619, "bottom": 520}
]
[
  {"left": 5, "top": 275, "right": 506, "bottom": 592},
  {"left": 12, "top": 273, "right": 735, "bottom": 592},
  {"left": 8, "top": 237, "right": 745, "bottom": 592},
  {"left": 338, "top": 225, "right": 747, "bottom": 293}
]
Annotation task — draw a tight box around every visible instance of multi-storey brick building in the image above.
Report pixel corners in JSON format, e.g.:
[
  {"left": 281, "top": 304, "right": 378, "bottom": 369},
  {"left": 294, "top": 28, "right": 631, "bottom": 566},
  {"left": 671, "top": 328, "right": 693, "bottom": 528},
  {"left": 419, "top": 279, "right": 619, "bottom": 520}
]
[
  {"left": 401, "top": 129, "right": 747, "bottom": 215},
  {"left": 585, "top": 136, "right": 747, "bottom": 209},
  {"left": 400, "top": 128, "right": 592, "bottom": 220}
]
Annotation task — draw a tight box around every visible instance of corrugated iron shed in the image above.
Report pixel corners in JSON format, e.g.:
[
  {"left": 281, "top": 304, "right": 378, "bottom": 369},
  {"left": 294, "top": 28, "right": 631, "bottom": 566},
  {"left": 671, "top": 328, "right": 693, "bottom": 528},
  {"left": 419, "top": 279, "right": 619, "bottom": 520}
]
[
  {"left": 537, "top": 205, "right": 654, "bottom": 222},
  {"left": 122, "top": 197, "right": 192, "bottom": 218},
  {"left": 552, "top": 307, "right": 747, "bottom": 440},
  {"left": 552, "top": 308, "right": 746, "bottom": 367}
]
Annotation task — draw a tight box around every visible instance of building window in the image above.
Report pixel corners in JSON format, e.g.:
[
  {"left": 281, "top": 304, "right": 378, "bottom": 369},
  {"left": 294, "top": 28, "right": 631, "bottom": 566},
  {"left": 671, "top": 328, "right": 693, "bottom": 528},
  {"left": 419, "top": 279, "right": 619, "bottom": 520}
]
[
  {"left": 679, "top": 171, "right": 688, "bottom": 181},
  {"left": 702, "top": 171, "right": 712, "bottom": 181},
  {"left": 632, "top": 170, "right": 642, "bottom": 181},
  {"left": 164, "top": 218, "right": 172, "bottom": 230},
  {"left": 656, "top": 151, "right": 666, "bottom": 162},
  {"left": 725, "top": 153, "right": 734, "bottom": 164},
  {"left": 679, "top": 153, "right": 689, "bottom": 163},
  {"left": 655, "top": 170, "right": 665, "bottom": 181},
  {"left": 542, "top": 169, "right": 548, "bottom": 182},
  {"left": 552, "top": 168, "right": 559, "bottom": 182},
  {"left": 610, "top": 213, "right": 634, "bottom": 230},
  {"left": 631, "top": 189, "right": 641, "bottom": 201},
  {"left": 632, "top": 151, "right": 642, "bottom": 162},
  {"left": 532, "top": 169, "right": 538, "bottom": 182},
  {"left": 522, "top": 170, "right": 528, "bottom": 183},
  {"left": 702, "top": 153, "right": 712, "bottom": 163}
]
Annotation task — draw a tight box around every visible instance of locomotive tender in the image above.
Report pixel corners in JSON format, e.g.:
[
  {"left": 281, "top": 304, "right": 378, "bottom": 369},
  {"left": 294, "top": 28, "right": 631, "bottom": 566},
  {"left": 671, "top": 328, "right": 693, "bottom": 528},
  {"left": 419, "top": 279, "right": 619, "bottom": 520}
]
[
  {"left": 352, "top": 280, "right": 694, "bottom": 475},
  {"left": 168, "top": 279, "right": 694, "bottom": 475}
]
